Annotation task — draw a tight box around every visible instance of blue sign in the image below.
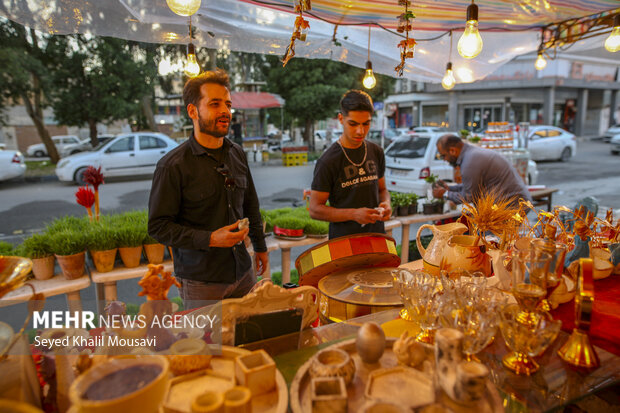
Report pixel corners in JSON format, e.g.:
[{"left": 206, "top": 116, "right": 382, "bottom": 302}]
[{"left": 374, "top": 102, "right": 384, "bottom": 111}]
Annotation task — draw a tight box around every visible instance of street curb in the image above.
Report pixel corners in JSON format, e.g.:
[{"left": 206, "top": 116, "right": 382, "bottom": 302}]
[{"left": 24, "top": 175, "right": 59, "bottom": 183}]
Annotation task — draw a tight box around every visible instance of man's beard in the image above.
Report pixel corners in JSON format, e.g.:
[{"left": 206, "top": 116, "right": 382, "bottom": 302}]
[{"left": 197, "top": 111, "right": 230, "bottom": 137}]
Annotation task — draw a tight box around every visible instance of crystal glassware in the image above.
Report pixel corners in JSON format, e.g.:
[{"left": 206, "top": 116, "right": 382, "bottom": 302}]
[
  {"left": 399, "top": 271, "right": 439, "bottom": 343},
  {"left": 511, "top": 250, "right": 552, "bottom": 327},
  {"left": 531, "top": 239, "right": 567, "bottom": 311},
  {"left": 499, "top": 304, "right": 561, "bottom": 375}
]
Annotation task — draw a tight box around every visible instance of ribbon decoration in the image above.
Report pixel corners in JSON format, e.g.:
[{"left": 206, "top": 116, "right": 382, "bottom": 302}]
[
  {"left": 394, "top": 0, "right": 416, "bottom": 76},
  {"left": 282, "top": 1, "right": 311, "bottom": 66}
]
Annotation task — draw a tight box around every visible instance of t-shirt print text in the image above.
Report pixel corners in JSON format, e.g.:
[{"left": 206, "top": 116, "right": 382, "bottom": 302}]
[{"left": 341, "top": 160, "right": 378, "bottom": 188}]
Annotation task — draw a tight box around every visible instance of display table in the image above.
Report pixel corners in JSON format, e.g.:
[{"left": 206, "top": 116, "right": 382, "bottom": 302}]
[
  {"left": 242, "top": 308, "right": 620, "bottom": 412},
  {"left": 530, "top": 187, "right": 559, "bottom": 211},
  {"left": 0, "top": 274, "right": 90, "bottom": 311}
]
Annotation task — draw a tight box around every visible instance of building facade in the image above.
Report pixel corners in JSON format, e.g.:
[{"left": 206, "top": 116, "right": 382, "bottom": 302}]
[{"left": 385, "top": 48, "right": 620, "bottom": 137}]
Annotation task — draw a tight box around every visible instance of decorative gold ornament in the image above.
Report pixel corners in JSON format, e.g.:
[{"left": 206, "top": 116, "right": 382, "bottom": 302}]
[{"left": 557, "top": 258, "right": 600, "bottom": 369}]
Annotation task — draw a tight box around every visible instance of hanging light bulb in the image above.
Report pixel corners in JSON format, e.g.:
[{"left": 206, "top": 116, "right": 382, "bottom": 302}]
[
  {"left": 604, "top": 15, "right": 620, "bottom": 53},
  {"left": 363, "top": 61, "right": 377, "bottom": 89},
  {"left": 458, "top": 2, "right": 483, "bottom": 59},
  {"left": 441, "top": 62, "right": 456, "bottom": 90},
  {"left": 534, "top": 52, "right": 547, "bottom": 70},
  {"left": 184, "top": 43, "right": 200, "bottom": 77},
  {"left": 166, "top": 0, "right": 201, "bottom": 17}
]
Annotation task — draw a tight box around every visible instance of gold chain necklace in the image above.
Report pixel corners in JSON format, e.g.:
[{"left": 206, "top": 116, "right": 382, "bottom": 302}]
[{"left": 338, "top": 140, "right": 367, "bottom": 167}]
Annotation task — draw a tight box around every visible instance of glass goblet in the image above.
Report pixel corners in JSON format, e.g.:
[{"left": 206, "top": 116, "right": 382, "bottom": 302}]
[{"left": 511, "top": 250, "right": 552, "bottom": 328}]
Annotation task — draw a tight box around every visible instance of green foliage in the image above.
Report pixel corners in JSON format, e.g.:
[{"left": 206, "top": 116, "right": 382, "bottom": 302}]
[
  {"left": 468, "top": 136, "right": 481, "bottom": 143},
  {"left": 273, "top": 215, "right": 306, "bottom": 231},
  {"left": 20, "top": 234, "right": 53, "bottom": 259},
  {"left": 304, "top": 219, "right": 329, "bottom": 235},
  {"left": 0, "top": 241, "right": 15, "bottom": 256},
  {"left": 46, "top": 215, "right": 90, "bottom": 235},
  {"left": 269, "top": 269, "right": 299, "bottom": 286},
  {"left": 48, "top": 35, "right": 158, "bottom": 142},
  {"left": 390, "top": 191, "right": 406, "bottom": 208},
  {"left": 115, "top": 221, "right": 147, "bottom": 248},
  {"left": 48, "top": 230, "right": 87, "bottom": 256},
  {"left": 405, "top": 193, "right": 419, "bottom": 204},
  {"left": 170, "top": 296, "right": 184, "bottom": 312},
  {"left": 459, "top": 129, "right": 470, "bottom": 138},
  {"left": 85, "top": 222, "right": 118, "bottom": 251},
  {"left": 424, "top": 174, "right": 439, "bottom": 184}
]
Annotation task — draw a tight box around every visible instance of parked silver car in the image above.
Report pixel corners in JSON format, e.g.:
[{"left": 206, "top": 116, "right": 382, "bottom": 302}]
[
  {"left": 603, "top": 124, "right": 620, "bottom": 143},
  {"left": 26, "top": 135, "right": 81, "bottom": 157}
]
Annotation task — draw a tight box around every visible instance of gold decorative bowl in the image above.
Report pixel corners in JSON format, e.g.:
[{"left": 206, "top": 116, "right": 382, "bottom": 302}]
[{"left": 0, "top": 256, "right": 32, "bottom": 299}]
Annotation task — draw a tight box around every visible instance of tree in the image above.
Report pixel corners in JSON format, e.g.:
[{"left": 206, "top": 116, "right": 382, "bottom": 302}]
[
  {"left": 47, "top": 36, "right": 159, "bottom": 146},
  {"left": 261, "top": 56, "right": 395, "bottom": 150},
  {"left": 0, "top": 19, "right": 61, "bottom": 162}
]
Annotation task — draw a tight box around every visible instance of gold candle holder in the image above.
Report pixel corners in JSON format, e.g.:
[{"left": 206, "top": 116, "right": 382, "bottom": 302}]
[{"left": 557, "top": 258, "right": 600, "bottom": 369}]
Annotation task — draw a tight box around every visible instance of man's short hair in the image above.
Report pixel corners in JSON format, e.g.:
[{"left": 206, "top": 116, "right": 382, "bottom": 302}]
[
  {"left": 183, "top": 69, "right": 230, "bottom": 108},
  {"left": 340, "top": 90, "right": 374, "bottom": 116},
  {"left": 438, "top": 134, "right": 463, "bottom": 150}
]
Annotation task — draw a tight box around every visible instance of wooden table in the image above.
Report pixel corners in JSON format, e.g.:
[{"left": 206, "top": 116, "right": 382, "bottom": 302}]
[
  {"left": 90, "top": 261, "right": 173, "bottom": 302},
  {"left": 530, "top": 187, "right": 559, "bottom": 211},
  {"left": 395, "top": 208, "right": 462, "bottom": 263},
  {"left": 0, "top": 274, "right": 90, "bottom": 311}
]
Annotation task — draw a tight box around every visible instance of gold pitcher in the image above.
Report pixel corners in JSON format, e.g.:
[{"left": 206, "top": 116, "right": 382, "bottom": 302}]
[
  {"left": 416, "top": 222, "right": 467, "bottom": 275},
  {"left": 442, "top": 235, "right": 492, "bottom": 277}
]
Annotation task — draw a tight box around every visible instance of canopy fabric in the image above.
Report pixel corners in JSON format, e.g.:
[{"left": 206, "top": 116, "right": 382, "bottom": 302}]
[
  {"left": 231, "top": 92, "right": 282, "bottom": 109},
  {"left": 1, "top": 1, "right": 617, "bottom": 83}
]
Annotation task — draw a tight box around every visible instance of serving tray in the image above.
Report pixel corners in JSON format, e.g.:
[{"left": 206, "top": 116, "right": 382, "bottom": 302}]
[{"left": 290, "top": 337, "right": 503, "bottom": 413}]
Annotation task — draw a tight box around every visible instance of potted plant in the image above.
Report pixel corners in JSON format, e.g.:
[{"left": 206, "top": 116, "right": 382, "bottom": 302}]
[
  {"left": 304, "top": 219, "right": 329, "bottom": 238},
  {"left": 407, "top": 193, "right": 419, "bottom": 215},
  {"left": 86, "top": 222, "right": 118, "bottom": 273},
  {"left": 143, "top": 234, "right": 165, "bottom": 265},
  {"left": 389, "top": 192, "right": 399, "bottom": 217},
  {"left": 393, "top": 192, "right": 409, "bottom": 217},
  {"left": 115, "top": 218, "right": 146, "bottom": 268},
  {"left": 423, "top": 198, "right": 445, "bottom": 215},
  {"left": 459, "top": 129, "right": 470, "bottom": 140},
  {"left": 0, "top": 241, "right": 15, "bottom": 256},
  {"left": 49, "top": 230, "right": 87, "bottom": 279},
  {"left": 273, "top": 215, "right": 306, "bottom": 238},
  {"left": 20, "top": 233, "right": 55, "bottom": 280}
]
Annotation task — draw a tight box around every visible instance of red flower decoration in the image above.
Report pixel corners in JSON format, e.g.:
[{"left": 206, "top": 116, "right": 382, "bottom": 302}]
[
  {"left": 75, "top": 186, "right": 95, "bottom": 208},
  {"left": 83, "top": 166, "right": 105, "bottom": 191}
]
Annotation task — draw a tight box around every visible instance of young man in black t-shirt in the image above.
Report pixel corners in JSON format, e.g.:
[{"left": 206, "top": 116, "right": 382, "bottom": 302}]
[{"left": 309, "top": 90, "right": 392, "bottom": 239}]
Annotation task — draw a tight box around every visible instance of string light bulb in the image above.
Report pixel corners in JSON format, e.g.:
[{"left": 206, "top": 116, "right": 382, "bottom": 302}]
[
  {"left": 442, "top": 62, "right": 456, "bottom": 90},
  {"left": 604, "top": 14, "right": 620, "bottom": 53},
  {"left": 166, "top": 0, "right": 201, "bottom": 16},
  {"left": 184, "top": 43, "right": 200, "bottom": 77},
  {"left": 362, "top": 26, "right": 377, "bottom": 89},
  {"left": 534, "top": 52, "right": 547, "bottom": 70},
  {"left": 363, "top": 61, "right": 377, "bottom": 89},
  {"left": 458, "top": 1, "right": 483, "bottom": 59}
]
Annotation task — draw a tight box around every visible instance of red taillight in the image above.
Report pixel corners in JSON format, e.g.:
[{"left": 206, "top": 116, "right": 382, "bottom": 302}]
[
  {"left": 419, "top": 167, "right": 430, "bottom": 179},
  {"left": 11, "top": 154, "right": 21, "bottom": 164}
]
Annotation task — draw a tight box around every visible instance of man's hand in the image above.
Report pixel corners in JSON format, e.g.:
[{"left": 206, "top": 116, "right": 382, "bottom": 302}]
[
  {"left": 254, "top": 251, "right": 269, "bottom": 276},
  {"left": 209, "top": 220, "right": 249, "bottom": 248},
  {"left": 378, "top": 201, "right": 392, "bottom": 221},
  {"left": 432, "top": 185, "right": 447, "bottom": 199},
  {"left": 354, "top": 208, "right": 383, "bottom": 225}
]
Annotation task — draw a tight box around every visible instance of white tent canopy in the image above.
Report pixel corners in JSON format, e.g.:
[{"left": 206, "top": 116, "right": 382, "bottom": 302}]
[{"left": 1, "top": 0, "right": 617, "bottom": 82}]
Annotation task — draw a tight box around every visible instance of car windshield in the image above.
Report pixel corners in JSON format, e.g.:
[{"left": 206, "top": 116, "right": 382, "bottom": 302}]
[{"left": 386, "top": 136, "right": 429, "bottom": 159}]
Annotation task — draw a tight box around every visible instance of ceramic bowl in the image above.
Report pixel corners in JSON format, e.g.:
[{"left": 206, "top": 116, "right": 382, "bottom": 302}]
[
  {"left": 309, "top": 348, "right": 356, "bottom": 385},
  {"left": 69, "top": 355, "right": 169, "bottom": 413}
]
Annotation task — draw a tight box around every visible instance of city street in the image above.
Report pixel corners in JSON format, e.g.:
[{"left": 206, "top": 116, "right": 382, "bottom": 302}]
[{"left": 0, "top": 138, "right": 618, "bottom": 321}]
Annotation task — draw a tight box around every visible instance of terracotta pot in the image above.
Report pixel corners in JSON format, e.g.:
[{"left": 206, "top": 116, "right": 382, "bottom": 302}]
[
  {"left": 144, "top": 243, "right": 165, "bottom": 264},
  {"left": 32, "top": 255, "right": 55, "bottom": 280},
  {"left": 55, "top": 251, "right": 86, "bottom": 280},
  {"left": 90, "top": 248, "right": 117, "bottom": 273},
  {"left": 119, "top": 246, "right": 143, "bottom": 268}
]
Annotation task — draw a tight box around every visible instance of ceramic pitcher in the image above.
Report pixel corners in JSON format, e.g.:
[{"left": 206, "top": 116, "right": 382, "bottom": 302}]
[
  {"left": 416, "top": 222, "right": 467, "bottom": 275},
  {"left": 442, "top": 235, "right": 492, "bottom": 277}
]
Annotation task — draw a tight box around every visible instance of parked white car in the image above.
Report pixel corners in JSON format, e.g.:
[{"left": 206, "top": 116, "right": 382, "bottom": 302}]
[
  {"left": 0, "top": 149, "right": 26, "bottom": 182},
  {"left": 55, "top": 132, "right": 178, "bottom": 184},
  {"left": 610, "top": 134, "right": 620, "bottom": 155},
  {"left": 385, "top": 134, "right": 538, "bottom": 196},
  {"left": 526, "top": 126, "right": 576, "bottom": 162},
  {"left": 603, "top": 124, "right": 620, "bottom": 143},
  {"left": 26, "top": 135, "right": 82, "bottom": 158},
  {"left": 63, "top": 134, "right": 116, "bottom": 155}
]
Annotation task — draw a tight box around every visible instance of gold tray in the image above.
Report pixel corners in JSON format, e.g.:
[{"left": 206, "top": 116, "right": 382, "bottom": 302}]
[
  {"left": 162, "top": 346, "right": 288, "bottom": 413},
  {"left": 290, "top": 338, "right": 503, "bottom": 413}
]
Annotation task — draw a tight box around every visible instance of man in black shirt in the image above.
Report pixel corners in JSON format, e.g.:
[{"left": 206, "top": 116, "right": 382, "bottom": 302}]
[
  {"left": 309, "top": 90, "right": 392, "bottom": 239},
  {"left": 148, "top": 69, "right": 268, "bottom": 306}
]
